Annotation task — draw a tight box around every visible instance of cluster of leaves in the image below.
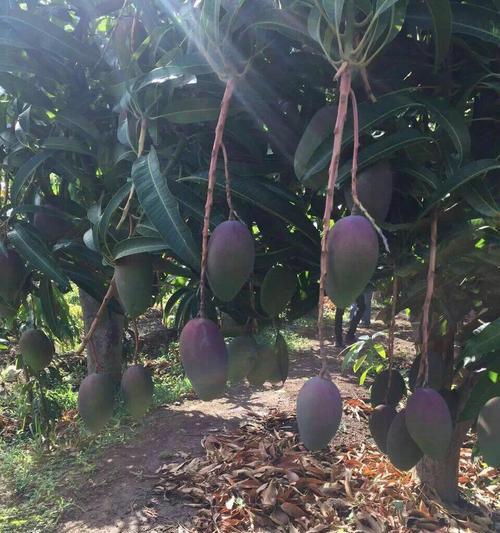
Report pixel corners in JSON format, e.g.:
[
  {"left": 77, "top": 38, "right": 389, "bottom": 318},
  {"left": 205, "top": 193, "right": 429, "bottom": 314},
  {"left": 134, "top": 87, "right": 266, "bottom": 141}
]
[{"left": 0, "top": 0, "right": 498, "bottom": 412}]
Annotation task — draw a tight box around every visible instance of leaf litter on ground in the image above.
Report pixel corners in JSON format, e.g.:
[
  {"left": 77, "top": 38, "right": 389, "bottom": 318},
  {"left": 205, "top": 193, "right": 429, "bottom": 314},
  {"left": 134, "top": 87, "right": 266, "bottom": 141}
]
[{"left": 147, "top": 403, "right": 499, "bottom": 532}]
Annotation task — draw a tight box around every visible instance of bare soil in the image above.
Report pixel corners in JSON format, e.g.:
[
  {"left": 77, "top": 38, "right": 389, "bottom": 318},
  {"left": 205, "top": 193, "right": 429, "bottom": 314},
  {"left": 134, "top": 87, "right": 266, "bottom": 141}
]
[{"left": 60, "top": 317, "right": 415, "bottom": 533}]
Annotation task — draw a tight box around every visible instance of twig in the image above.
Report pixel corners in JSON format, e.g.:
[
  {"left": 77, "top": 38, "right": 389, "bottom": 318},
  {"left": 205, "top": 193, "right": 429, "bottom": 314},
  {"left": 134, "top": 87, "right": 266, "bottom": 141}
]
[
  {"left": 76, "top": 279, "right": 116, "bottom": 356},
  {"left": 349, "top": 88, "right": 389, "bottom": 253},
  {"left": 117, "top": 117, "right": 148, "bottom": 231},
  {"left": 318, "top": 67, "right": 352, "bottom": 379},
  {"left": 417, "top": 210, "right": 438, "bottom": 386},
  {"left": 221, "top": 142, "right": 235, "bottom": 220},
  {"left": 132, "top": 319, "right": 140, "bottom": 364},
  {"left": 385, "top": 273, "right": 398, "bottom": 404},
  {"left": 360, "top": 67, "right": 376, "bottom": 102},
  {"left": 199, "top": 78, "right": 236, "bottom": 318}
]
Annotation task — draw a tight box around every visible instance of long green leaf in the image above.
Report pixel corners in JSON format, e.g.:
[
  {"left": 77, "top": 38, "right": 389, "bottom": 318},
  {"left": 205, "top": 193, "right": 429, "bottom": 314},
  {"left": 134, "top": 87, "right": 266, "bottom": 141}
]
[
  {"left": 113, "top": 237, "right": 169, "bottom": 260},
  {"left": 42, "top": 137, "right": 94, "bottom": 158},
  {"left": 465, "top": 182, "right": 500, "bottom": 218},
  {"left": 56, "top": 111, "right": 100, "bottom": 141},
  {"left": 423, "top": 159, "right": 500, "bottom": 215},
  {"left": 335, "top": 130, "right": 434, "bottom": 188},
  {"left": 297, "top": 91, "right": 419, "bottom": 184},
  {"left": 0, "top": 10, "right": 97, "bottom": 65},
  {"left": 180, "top": 174, "right": 320, "bottom": 245},
  {"left": 153, "top": 98, "right": 223, "bottom": 123},
  {"left": 201, "top": 0, "right": 222, "bottom": 43},
  {"left": 0, "top": 73, "right": 52, "bottom": 109},
  {"left": 132, "top": 148, "right": 200, "bottom": 271},
  {"left": 423, "top": 0, "right": 452, "bottom": 67},
  {"left": 98, "top": 183, "right": 131, "bottom": 257},
  {"left": 11, "top": 150, "right": 53, "bottom": 201},
  {"left": 8, "top": 224, "right": 70, "bottom": 291},
  {"left": 459, "top": 371, "right": 500, "bottom": 421},
  {"left": 406, "top": 2, "right": 500, "bottom": 45},
  {"left": 415, "top": 96, "right": 470, "bottom": 164},
  {"left": 460, "top": 319, "right": 500, "bottom": 366}
]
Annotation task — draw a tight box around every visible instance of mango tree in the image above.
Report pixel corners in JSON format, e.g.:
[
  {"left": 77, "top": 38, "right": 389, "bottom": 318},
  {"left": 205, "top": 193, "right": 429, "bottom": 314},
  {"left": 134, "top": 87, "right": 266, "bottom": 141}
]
[{"left": 0, "top": 0, "right": 499, "bottom": 504}]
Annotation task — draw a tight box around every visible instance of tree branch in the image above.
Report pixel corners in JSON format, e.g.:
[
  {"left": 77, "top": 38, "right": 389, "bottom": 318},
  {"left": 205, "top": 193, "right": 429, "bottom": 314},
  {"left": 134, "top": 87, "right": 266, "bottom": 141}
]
[
  {"left": 318, "top": 66, "right": 352, "bottom": 378},
  {"left": 199, "top": 78, "right": 236, "bottom": 318}
]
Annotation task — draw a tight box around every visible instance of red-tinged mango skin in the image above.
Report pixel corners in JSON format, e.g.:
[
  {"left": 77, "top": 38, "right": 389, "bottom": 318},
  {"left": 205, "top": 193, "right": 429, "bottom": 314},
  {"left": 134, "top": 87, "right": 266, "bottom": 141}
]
[
  {"left": 0, "top": 248, "right": 26, "bottom": 303},
  {"left": 78, "top": 373, "right": 114, "bottom": 432},
  {"left": 180, "top": 318, "right": 228, "bottom": 400},
  {"left": 326, "top": 216, "right": 379, "bottom": 309},
  {"left": 387, "top": 409, "right": 423, "bottom": 471},
  {"left": 121, "top": 365, "right": 154, "bottom": 418},
  {"left": 114, "top": 253, "right": 153, "bottom": 319},
  {"left": 370, "top": 369, "right": 406, "bottom": 407},
  {"left": 369, "top": 404, "right": 397, "bottom": 454},
  {"left": 207, "top": 221, "right": 255, "bottom": 302},
  {"left": 296, "top": 376, "right": 342, "bottom": 451},
  {"left": 477, "top": 396, "right": 500, "bottom": 467},
  {"left": 405, "top": 388, "right": 453, "bottom": 459},
  {"left": 346, "top": 160, "right": 393, "bottom": 222},
  {"left": 19, "top": 329, "right": 54, "bottom": 373}
]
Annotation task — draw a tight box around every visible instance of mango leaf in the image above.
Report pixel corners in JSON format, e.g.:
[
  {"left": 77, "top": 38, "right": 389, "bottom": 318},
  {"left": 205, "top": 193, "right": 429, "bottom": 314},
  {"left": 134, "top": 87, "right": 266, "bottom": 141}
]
[
  {"left": 7, "top": 224, "right": 70, "bottom": 291},
  {"left": 42, "top": 137, "right": 94, "bottom": 158},
  {"left": 248, "top": 7, "right": 312, "bottom": 43},
  {"left": 450, "top": 2, "right": 500, "bottom": 44},
  {"left": 415, "top": 96, "right": 470, "bottom": 164},
  {"left": 153, "top": 98, "right": 223, "bottom": 123},
  {"left": 201, "top": 0, "right": 222, "bottom": 42},
  {"left": 394, "top": 164, "right": 440, "bottom": 189},
  {"left": 297, "top": 91, "right": 421, "bottom": 184},
  {"left": 113, "top": 237, "right": 169, "bottom": 260},
  {"left": 460, "top": 318, "right": 500, "bottom": 367},
  {"left": 423, "top": 0, "right": 452, "bottom": 67},
  {"left": 97, "top": 183, "right": 131, "bottom": 258},
  {"left": 407, "top": 2, "right": 500, "bottom": 45},
  {"left": 322, "top": 0, "right": 345, "bottom": 30},
  {"left": 39, "top": 278, "right": 65, "bottom": 340},
  {"left": 459, "top": 370, "right": 500, "bottom": 421},
  {"left": 0, "top": 10, "right": 97, "bottom": 65},
  {"left": 132, "top": 67, "right": 196, "bottom": 92},
  {"left": 422, "top": 159, "right": 500, "bottom": 215},
  {"left": 164, "top": 287, "right": 190, "bottom": 319},
  {"left": 464, "top": 182, "right": 500, "bottom": 218},
  {"left": 180, "top": 175, "right": 320, "bottom": 245},
  {"left": 336, "top": 130, "right": 434, "bottom": 188},
  {"left": 11, "top": 150, "right": 53, "bottom": 202},
  {"left": 132, "top": 147, "right": 200, "bottom": 271},
  {"left": 0, "top": 73, "right": 52, "bottom": 109},
  {"left": 56, "top": 111, "right": 100, "bottom": 141}
]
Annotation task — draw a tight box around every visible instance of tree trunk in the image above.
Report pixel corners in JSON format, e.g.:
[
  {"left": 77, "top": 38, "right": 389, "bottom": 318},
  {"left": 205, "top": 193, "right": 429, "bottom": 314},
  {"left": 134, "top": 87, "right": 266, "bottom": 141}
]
[
  {"left": 415, "top": 421, "right": 470, "bottom": 504},
  {"left": 79, "top": 289, "right": 124, "bottom": 385}
]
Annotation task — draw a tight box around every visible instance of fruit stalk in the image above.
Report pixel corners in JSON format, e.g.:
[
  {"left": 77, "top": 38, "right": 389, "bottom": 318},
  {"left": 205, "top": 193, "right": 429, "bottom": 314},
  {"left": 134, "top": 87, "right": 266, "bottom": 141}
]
[
  {"left": 221, "top": 142, "right": 235, "bottom": 220},
  {"left": 76, "top": 279, "right": 116, "bottom": 356},
  {"left": 349, "top": 88, "right": 389, "bottom": 252},
  {"left": 418, "top": 209, "right": 438, "bottom": 385},
  {"left": 318, "top": 65, "right": 351, "bottom": 377},
  {"left": 199, "top": 78, "right": 236, "bottom": 318}
]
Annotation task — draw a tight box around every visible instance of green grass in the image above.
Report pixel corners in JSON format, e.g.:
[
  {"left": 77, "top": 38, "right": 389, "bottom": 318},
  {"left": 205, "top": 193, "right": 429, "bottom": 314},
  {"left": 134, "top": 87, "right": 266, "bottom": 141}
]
[{"left": 0, "top": 352, "right": 192, "bottom": 533}]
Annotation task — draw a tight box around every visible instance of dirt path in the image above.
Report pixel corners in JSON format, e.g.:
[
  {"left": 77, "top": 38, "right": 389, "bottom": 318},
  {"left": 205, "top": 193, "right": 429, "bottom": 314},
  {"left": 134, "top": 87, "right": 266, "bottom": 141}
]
[{"left": 60, "top": 320, "right": 415, "bottom": 533}]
